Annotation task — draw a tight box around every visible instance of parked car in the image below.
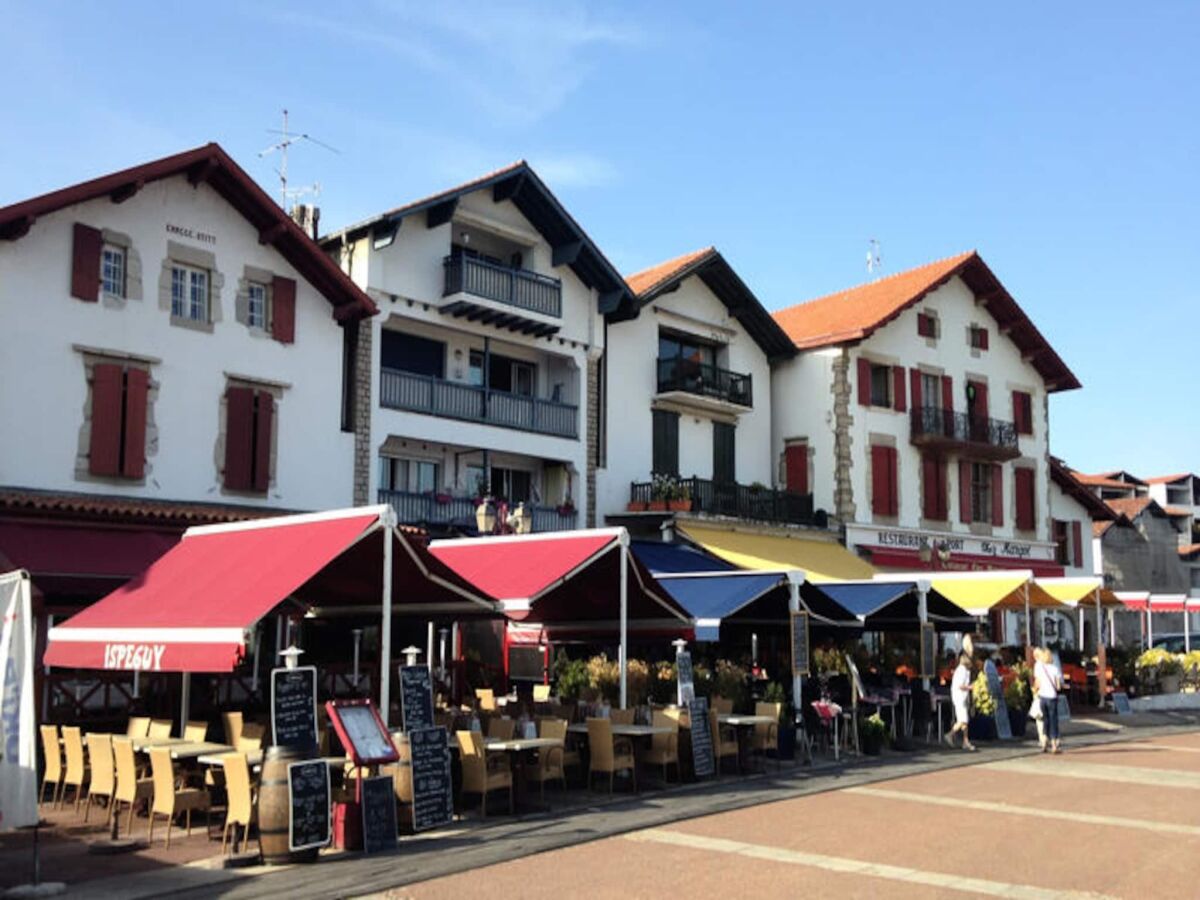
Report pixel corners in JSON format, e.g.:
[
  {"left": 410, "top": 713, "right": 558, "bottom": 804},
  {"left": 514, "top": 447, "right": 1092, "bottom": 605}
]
[{"left": 1151, "top": 633, "right": 1194, "bottom": 653}]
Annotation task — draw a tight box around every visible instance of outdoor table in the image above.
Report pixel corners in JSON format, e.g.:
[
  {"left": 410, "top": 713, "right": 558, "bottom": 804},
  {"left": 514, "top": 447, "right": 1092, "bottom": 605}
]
[
  {"left": 565, "top": 723, "right": 672, "bottom": 738},
  {"left": 197, "top": 749, "right": 265, "bottom": 768},
  {"left": 932, "top": 693, "right": 952, "bottom": 743},
  {"left": 130, "top": 735, "right": 188, "bottom": 752},
  {"left": 162, "top": 741, "right": 234, "bottom": 760},
  {"left": 718, "top": 714, "right": 776, "bottom": 727},
  {"left": 811, "top": 700, "right": 844, "bottom": 761}
]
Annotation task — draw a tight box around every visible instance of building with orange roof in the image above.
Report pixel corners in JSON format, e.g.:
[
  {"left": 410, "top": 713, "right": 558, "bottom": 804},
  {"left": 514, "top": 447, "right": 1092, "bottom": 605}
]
[{"left": 770, "top": 251, "right": 1080, "bottom": 577}]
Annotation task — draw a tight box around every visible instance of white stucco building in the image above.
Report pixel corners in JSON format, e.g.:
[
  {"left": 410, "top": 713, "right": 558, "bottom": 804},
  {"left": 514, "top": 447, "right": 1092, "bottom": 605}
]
[
  {"left": 595, "top": 247, "right": 801, "bottom": 528},
  {"left": 321, "top": 162, "right": 633, "bottom": 533},
  {"left": 770, "top": 251, "right": 1081, "bottom": 575},
  {"left": 0, "top": 143, "right": 375, "bottom": 645}
]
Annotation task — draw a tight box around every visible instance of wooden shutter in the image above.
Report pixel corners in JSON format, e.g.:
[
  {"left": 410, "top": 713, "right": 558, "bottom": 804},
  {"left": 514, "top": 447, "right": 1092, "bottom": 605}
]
[
  {"left": 1013, "top": 391, "right": 1032, "bottom": 435},
  {"left": 224, "top": 387, "right": 255, "bottom": 490},
  {"left": 121, "top": 368, "right": 149, "bottom": 478},
  {"left": 909, "top": 368, "right": 922, "bottom": 411},
  {"left": 713, "top": 422, "right": 736, "bottom": 484},
  {"left": 922, "top": 456, "right": 938, "bottom": 520},
  {"left": 271, "top": 276, "right": 296, "bottom": 344},
  {"left": 973, "top": 381, "right": 989, "bottom": 420},
  {"left": 652, "top": 410, "right": 679, "bottom": 476},
  {"left": 785, "top": 443, "right": 808, "bottom": 494},
  {"left": 941, "top": 375, "right": 953, "bottom": 413},
  {"left": 71, "top": 223, "right": 102, "bottom": 301},
  {"left": 991, "top": 464, "right": 1004, "bottom": 526},
  {"left": 1072, "top": 521, "right": 1083, "bottom": 568},
  {"left": 959, "top": 460, "right": 972, "bottom": 524},
  {"left": 871, "top": 446, "right": 889, "bottom": 516},
  {"left": 979, "top": 328, "right": 989, "bottom": 350},
  {"left": 892, "top": 366, "right": 906, "bottom": 412},
  {"left": 253, "top": 391, "right": 274, "bottom": 493},
  {"left": 1015, "top": 467, "right": 1036, "bottom": 531},
  {"left": 856, "top": 357, "right": 871, "bottom": 406},
  {"left": 88, "top": 363, "right": 123, "bottom": 476}
]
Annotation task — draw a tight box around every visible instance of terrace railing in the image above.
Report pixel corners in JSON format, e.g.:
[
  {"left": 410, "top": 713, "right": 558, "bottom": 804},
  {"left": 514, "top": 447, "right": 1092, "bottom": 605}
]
[
  {"left": 443, "top": 254, "right": 562, "bottom": 318},
  {"left": 910, "top": 407, "right": 1019, "bottom": 459},
  {"left": 630, "top": 476, "right": 814, "bottom": 526},
  {"left": 656, "top": 357, "right": 753, "bottom": 407}
]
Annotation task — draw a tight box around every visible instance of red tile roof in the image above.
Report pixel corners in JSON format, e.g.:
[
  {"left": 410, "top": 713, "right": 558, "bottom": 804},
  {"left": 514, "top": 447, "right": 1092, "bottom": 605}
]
[
  {"left": 1104, "top": 496, "right": 1156, "bottom": 520},
  {"left": 1146, "top": 473, "right": 1194, "bottom": 484},
  {"left": 1180, "top": 543, "right": 1200, "bottom": 559},
  {"left": 1164, "top": 506, "right": 1195, "bottom": 518},
  {"left": 0, "top": 487, "right": 289, "bottom": 527},
  {"left": 626, "top": 247, "right": 715, "bottom": 296},
  {"left": 1049, "top": 457, "right": 1114, "bottom": 520},
  {"left": 0, "top": 144, "right": 376, "bottom": 320},
  {"left": 770, "top": 251, "right": 1080, "bottom": 392},
  {"left": 1093, "top": 520, "right": 1117, "bottom": 537},
  {"left": 1071, "top": 472, "right": 1137, "bottom": 491}
]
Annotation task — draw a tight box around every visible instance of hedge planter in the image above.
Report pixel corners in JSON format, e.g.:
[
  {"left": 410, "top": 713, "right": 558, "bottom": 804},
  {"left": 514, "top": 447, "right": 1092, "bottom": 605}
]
[
  {"left": 968, "top": 715, "right": 997, "bottom": 742},
  {"left": 1161, "top": 674, "right": 1182, "bottom": 694},
  {"left": 1007, "top": 707, "right": 1027, "bottom": 738},
  {"left": 778, "top": 725, "right": 797, "bottom": 760}
]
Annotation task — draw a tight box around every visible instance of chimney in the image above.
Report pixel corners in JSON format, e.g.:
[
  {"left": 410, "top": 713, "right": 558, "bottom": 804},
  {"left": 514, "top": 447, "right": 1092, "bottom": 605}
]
[{"left": 290, "top": 204, "right": 321, "bottom": 240}]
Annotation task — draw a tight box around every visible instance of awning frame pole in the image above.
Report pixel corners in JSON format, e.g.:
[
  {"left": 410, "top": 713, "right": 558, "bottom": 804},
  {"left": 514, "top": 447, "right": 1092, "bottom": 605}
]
[
  {"left": 1024, "top": 582, "right": 1033, "bottom": 666},
  {"left": 917, "top": 578, "right": 931, "bottom": 693},
  {"left": 1147, "top": 606, "right": 1153, "bottom": 650},
  {"left": 786, "top": 572, "right": 803, "bottom": 728},
  {"left": 1095, "top": 587, "right": 1107, "bottom": 705},
  {"left": 179, "top": 672, "right": 191, "bottom": 738},
  {"left": 618, "top": 533, "right": 629, "bottom": 710},
  {"left": 427, "top": 621, "right": 435, "bottom": 671},
  {"left": 380, "top": 516, "right": 395, "bottom": 727},
  {"left": 1185, "top": 605, "right": 1191, "bottom": 654}
]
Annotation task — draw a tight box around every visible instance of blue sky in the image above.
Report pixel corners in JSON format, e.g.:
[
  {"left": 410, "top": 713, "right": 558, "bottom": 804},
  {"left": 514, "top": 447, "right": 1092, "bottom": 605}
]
[{"left": 2, "top": 2, "right": 1195, "bottom": 476}]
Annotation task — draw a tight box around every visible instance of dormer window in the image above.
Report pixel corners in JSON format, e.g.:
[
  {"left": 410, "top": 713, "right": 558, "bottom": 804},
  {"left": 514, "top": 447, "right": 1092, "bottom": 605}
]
[{"left": 969, "top": 325, "right": 989, "bottom": 350}]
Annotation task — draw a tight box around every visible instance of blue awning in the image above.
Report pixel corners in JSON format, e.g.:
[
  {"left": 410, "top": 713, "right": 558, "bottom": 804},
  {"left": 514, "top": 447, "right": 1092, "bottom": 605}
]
[
  {"left": 818, "top": 581, "right": 973, "bottom": 631},
  {"left": 631, "top": 540, "right": 735, "bottom": 575}
]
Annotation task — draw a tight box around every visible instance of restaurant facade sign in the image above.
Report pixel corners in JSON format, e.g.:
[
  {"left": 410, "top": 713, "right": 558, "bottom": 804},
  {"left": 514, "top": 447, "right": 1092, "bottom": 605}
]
[
  {"left": 103, "top": 643, "right": 167, "bottom": 670},
  {"left": 845, "top": 524, "right": 1063, "bottom": 575}
]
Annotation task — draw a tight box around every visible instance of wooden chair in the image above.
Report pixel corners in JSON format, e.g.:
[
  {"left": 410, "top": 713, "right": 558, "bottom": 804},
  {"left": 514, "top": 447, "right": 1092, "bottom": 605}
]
[
  {"left": 524, "top": 718, "right": 568, "bottom": 803},
  {"left": 540, "top": 717, "right": 581, "bottom": 779},
  {"left": 126, "top": 717, "right": 151, "bottom": 738},
  {"left": 184, "top": 721, "right": 208, "bottom": 743},
  {"left": 586, "top": 718, "right": 636, "bottom": 793},
  {"left": 709, "top": 710, "right": 739, "bottom": 774},
  {"left": 753, "top": 702, "right": 781, "bottom": 769},
  {"left": 532, "top": 684, "right": 551, "bottom": 703},
  {"left": 148, "top": 719, "right": 173, "bottom": 739},
  {"left": 60, "top": 726, "right": 89, "bottom": 813},
  {"left": 609, "top": 707, "right": 635, "bottom": 725},
  {"left": 457, "top": 730, "right": 512, "bottom": 817},
  {"left": 221, "top": 712, "right": 244, "bottom": 747},
  {"left": 487, "top": 717, "right": 515, "bottom": 741},
  {"left": 39, "top": 725, "right": 63, "bottom": 807},
  {"left": 147, "top": 747, "right": 210, "bottom": 847},
  {"left": 237, "top": 722, "right": 265, "bottom": 752},
  {"left": 112, "top": 737, "right": 153, "bottom": 834},
  {"left": 475, "top": 688, "right": 496, "bottom": 711},
  {"left": 640, "top": 711, "right": 679, "bottom": 782},
  {"left": 220, "top": 753, "right": 256, "bottom": 855},
  {"left": 83, "top": 733, "right": 115, "bottom": 823},
  {"left": 711, "top": 696, "right": 734, "bottom": 715}
]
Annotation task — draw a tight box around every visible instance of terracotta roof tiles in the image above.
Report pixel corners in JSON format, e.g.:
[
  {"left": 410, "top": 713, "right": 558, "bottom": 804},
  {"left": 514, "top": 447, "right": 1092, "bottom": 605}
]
[
  {"left": 626, "top": 247, "right": 715, "bottom": 297},
  {"left": 1104, "top": 496, "right": 1155, "bottom": 520}
]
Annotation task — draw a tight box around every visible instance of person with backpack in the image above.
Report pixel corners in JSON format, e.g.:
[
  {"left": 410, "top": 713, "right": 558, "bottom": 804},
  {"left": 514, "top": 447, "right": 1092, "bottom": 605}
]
[{"left": 1033, "top": 646, "right": 1063, "bottom": 753}]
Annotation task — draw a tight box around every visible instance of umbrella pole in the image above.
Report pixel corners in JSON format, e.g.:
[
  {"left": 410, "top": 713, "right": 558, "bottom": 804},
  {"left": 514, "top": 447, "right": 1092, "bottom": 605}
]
[
  {"left": 380, "top": 525, "right": 394, "bottom": 728},
  {"left": 179, "top": 672, "right": 191, "bottom": 737},
  {"left": 1024, "top": 583, "right": 1033, "bottom": 666},
  {"left": 618, "top": 535, "right": 628, "bottom": 710},
  {"left": 1186, "top": 607, "right": 1191, "bottom": 654},
  {"left": 1095, "top": 588, "right": 1107, "bottom": 706}
]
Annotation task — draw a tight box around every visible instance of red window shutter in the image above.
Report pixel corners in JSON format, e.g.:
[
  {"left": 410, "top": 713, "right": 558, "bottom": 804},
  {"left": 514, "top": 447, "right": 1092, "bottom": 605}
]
[
  {"left": 974, "top": 381, "right": 989, "bottom": 420},
  {"left": 224, "top": 387, "right": 255, "bottom": 491},
  {"left": 71, "top": 223, "right": 102, "bottom": 302},
  {"left": 1011, "top": 390, "right": 1023, "bottom": 433},
  {"left": 959, "top": 460, "right": 972, "bottom": 524},
  {"left": 784, "top": 443, "right": 808, "bottom": 495},
  {"left": 980, "top": 328, "right": 989, "bottom": 350},
  {"left": 253, "top": 391, "right": 274, "bottom": 492},
  {"left": 1072, "top": 521, "right": 1083, "bottom": 568},
  {"left": 922, "top": 456, "right": 937, "bottom": 520},
  {"left": 88, "top": 363, "right": 123, "bottom": 476},
  {"left": 892, "top": 366, "right": 906, "bottom": 412},
  {"left": 857, "top": 357, "right": 871, "bottom": 406},
  {"left": 887, "top": 447, "right": 899, "bottom": 516},
  {"left": 871, "top": 446, "right": 890, "bottom": 516},
  {"left": 909, "top": 368, "right": 922, "bottom": 411},
  {"left": 121, "top": 368, "right": 149, "bottom": 478},
  {"left": 991, "top": 464, "right": 1004, "bottom": 526},
  {"left": 1015, "top": 468, "right": 1036, "bottom": 531},
  {"left": 941, "top": 375, "right": 954, "bottom": 413},
  {"left": 271, "top": 277, "right": 297, "bottom": 344}
]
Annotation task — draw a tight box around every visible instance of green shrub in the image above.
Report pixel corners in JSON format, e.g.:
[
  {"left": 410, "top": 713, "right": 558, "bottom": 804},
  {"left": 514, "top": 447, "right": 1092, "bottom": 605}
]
[
  {"left": 1004, "top": 675, "right": 1031, "bottom": 711},
  {"left": 554, "top": 656, "right": 590, "bottom": 701},
  {"left": 971, "top": 673, "right": 996, "bottom": 716},
  {"left": 713, "top": 659, "right": 750, "bottom": 711},
  {"left": 1137, "top": 648, "right": 1183, "bottom": 678},
  {"left": 648, "top": 660, "right": 677, "bottom": 704}
]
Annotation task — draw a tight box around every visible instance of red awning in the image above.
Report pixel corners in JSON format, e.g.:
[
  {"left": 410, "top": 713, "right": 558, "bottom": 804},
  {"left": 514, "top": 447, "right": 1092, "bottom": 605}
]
[
  {"left": 863, "top": 546, "right": 1065, "bottom": 578},
  {"left": 1115, "top": 592, "right": 1151, "bottom": 611},
  {"left": 1150, "top": 595, "right": 1188, "bottom": 613},
  {"left": 45, "top": 506, "right": 498, "bottom": 673},
  {"left": 429, "top": 528, "right": 690, "bottom": 631}
]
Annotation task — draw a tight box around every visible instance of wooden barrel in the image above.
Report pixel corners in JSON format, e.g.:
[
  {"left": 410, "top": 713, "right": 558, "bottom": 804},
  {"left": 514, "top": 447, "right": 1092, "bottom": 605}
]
[{"left": 258, "top": 744, "right": 320, "bottom": 865}]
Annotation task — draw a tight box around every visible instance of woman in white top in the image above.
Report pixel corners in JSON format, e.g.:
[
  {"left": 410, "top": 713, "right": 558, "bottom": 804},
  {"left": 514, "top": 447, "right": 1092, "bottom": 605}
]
[
  {"left": 1033, "top": 646, "right": 1063, "bottom": 753},
  {"left": 945, "top": 652, "right": 976, "bottom": 752}
]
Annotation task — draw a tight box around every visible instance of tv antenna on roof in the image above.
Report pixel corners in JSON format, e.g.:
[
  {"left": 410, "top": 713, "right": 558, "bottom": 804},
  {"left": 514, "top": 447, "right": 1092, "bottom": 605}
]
[
  {"left": 258, "top": 109, "right": 338, "bottom": 208},
  {"left": 867, "top": 238, "right": 883, "bottom": 279}
]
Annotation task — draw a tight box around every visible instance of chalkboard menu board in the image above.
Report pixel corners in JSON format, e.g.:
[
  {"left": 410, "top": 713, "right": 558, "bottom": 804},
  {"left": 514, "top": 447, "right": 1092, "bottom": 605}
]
[
  {"left": 790, "top": 612, "right": 810, "bottom": 676},
  {"left": 400, "top": 665, "right": 434, "bottom": 732},
  {"left": 677, "top": 651, "right": 695, "bottom": 705},
  {"left": 325, "top": 700, "right": 399, "bottom": 766},
  {"left": 272, "top": 666, "right": 317, "bottom": 749},
  {"left": 688, "top": 697, "right": 714, "bottom": 778},
  {"left": 1113, "top": 692, "right": 1132, "bottom": 715},
  {"left": 919, "top": 624, "right": 937, "bottom": 679},
  {"left": 287, "top": 759, "right": 331, "bottom": 852},
  {"left": 984, "top": 661, "right": 1011, "bottom": 740},
  {"left": 360, "top": 775, "right": 398, "bottom": 855},
  {"left": 409, "top": 727, "right": 453, "bottom": 832}
]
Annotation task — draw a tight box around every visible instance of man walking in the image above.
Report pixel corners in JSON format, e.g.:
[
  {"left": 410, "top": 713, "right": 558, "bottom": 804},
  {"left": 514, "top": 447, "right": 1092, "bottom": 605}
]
[{"left": 945, "top": 652, "right": 977, "bottom": 752}]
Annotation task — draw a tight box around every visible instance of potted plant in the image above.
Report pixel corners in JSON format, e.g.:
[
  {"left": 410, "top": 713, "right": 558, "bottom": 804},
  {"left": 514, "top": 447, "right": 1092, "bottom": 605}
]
[
  {"left": 669, "top": 481, "right": 692, "bottom": 512},
  {"left": 557, "top": 496, "right": 576, "bottom": 517},
  {"left": 859, "top": 712, "right": 888, "bottom": 755},
  {"left": 648, "top": 474, "right": 674, "bottom": 512},
  {"left": 1136, "top": 648, "right": 1184, "bottom": 694},
  {"left": 1183, "top": 651, "right": 1200, "bottom": 692},
  {"left": 1004, "top": 671, "right": 1031, "bottom": 738},
  {"left": 968, "top": 672, "right": 997, "bottom": 741}
]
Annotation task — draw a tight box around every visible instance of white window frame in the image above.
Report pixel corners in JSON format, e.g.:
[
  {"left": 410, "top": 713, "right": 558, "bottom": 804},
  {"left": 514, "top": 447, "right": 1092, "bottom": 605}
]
[
  {"left": 101, "top": 243, "right": 126, "bottom": 297},
  {"left": 869, "top": 363, "right": 892, "bottom": 408},
  {"left": 171, "top": 263, "right": 210, "bottom": 323},
  {"left": 379, "top": 456, "right": 439, "bottom": 494},
  {"left": 247, "top": 281, "right": 268, "bottom": 330},
  {"left": 970, "top": 462, "right": 993, "bottom": 522}
]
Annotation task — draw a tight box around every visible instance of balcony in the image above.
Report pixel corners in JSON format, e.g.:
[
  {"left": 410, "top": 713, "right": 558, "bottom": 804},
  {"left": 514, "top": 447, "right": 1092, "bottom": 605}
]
[
  {"left": 656, "top": 357, "right": 753, "bottom": 413},
  {"left": 442, "top": 255, "right": 562, "bottom": 336},
  {"left": 380, "top": 368, "right": 578, "bottom": 439},
  {"left": 378, "top": 490, "right": 577, "bottom": 533},
  {"left": 910, "top": 407, "right": 1020, "bottom": 461},
  {"left": 630, "top": 477, "right": 814, "bottom": 526}
]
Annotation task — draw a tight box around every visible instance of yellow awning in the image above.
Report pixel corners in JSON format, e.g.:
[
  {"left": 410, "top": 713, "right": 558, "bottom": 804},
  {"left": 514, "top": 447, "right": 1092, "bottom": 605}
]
[
  {"left": 928, "top": 575, "right": 1065, "bottom": 615},
  {"left": 1034, "top": 577, "right": 1123, "bottom": 608},
  {"left": 676, "top": 524, "right": 876, "bottom": 583}
]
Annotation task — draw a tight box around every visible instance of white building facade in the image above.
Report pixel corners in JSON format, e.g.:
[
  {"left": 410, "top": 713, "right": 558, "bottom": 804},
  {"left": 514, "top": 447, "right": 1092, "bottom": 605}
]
[
  {"left": 322, "top": 163, "right": 633, "bottom": 533},
  {"left": 771, "top": 252, "right": 1081, "bottom": 575}
]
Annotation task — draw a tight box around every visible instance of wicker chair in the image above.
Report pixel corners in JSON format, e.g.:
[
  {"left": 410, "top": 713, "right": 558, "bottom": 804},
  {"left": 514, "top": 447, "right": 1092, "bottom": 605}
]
[
  {"left": 640, "top": 711, "right": 680, "bottom": 782},
  {"left": 220, "top": 753, "right": 256, "bottom": 855},
  {"left": 147, "top": 747, "right": 210, "bottom": 847},
  {"left": 752, "top": 702, "right": 781, "bottom": 769},
  {"left": 586, "top": 718, "right": 636, "bottom": 793},
  {"left": 39, "top": 725, "right": 63, "bottom": 807},
  {"left": 83, "top": 732, "right": 115, "bottom": 823},
  {"left": 112, "top": 737, "right": 153, "bottom": 834},
  {"left": 457, "top": 730, "right": 512, "bottom": 817},
  {"left": 60, "top": 726, "right": 89, "bottom": 813},
  {"left": 709, "top": 710, "right": 739, "bottom": 774}
]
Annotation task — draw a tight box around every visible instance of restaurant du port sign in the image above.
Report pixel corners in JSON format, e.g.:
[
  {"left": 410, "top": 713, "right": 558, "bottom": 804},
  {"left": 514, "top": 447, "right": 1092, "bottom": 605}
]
[{"left": 845, "top": 524, "right": 1057, "bottom": 565}]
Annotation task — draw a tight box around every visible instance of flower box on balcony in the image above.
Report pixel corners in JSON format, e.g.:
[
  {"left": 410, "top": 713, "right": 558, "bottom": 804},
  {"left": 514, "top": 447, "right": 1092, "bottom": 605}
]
[
  {"left": 626, "top": 501, "right": 648, "bottom": 512},
  {"left": 648, "top": 500, "right": 669, "bottom": 512},
  {"left": 669, "top": 499, "right": 692, "bottom": 512},
  {"left": 434, "top": 492, "right": 452, "bottom": 505}
]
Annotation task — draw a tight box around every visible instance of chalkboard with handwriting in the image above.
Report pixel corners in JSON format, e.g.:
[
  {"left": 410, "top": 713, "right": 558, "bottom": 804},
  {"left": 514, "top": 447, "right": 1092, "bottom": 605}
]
[
  {"left": 400, "top": 665, "right": 434, "bottom": 733},
  {"left": 677, "top": 651, "right": 695, "bottom": 705},
  {"left": 791, "top": 612, "right": 810, "bottom": 676},
  {"left": 688, "top": 697, "right": 714, "bottom": 778},
  {"left": 287, "top": 759, "right": 330, "bottom": 852},
  {"left": 410, "top": 726, "right": 453, "bottom": 832},
  {"left": 360, "top": 775, "right": 398, "bottom": 854},
  {"left": 272, "top": 666, "right": 317, "bottom": 749}
]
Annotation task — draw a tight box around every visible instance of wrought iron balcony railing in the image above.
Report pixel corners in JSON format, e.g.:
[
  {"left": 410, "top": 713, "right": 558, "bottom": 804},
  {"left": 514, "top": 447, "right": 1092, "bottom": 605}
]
[{"left": 656, "top": 357, "right": 752, "bottom": 407}]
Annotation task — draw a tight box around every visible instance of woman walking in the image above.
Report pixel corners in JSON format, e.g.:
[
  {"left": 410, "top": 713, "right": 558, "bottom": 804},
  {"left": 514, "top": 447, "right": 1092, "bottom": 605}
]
[
  {"left": 1033, "top": 647, "right": 1063, "bottom": 753},
  {"left": 945, "top": 652, "right": 977, "bottom": 752}
]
